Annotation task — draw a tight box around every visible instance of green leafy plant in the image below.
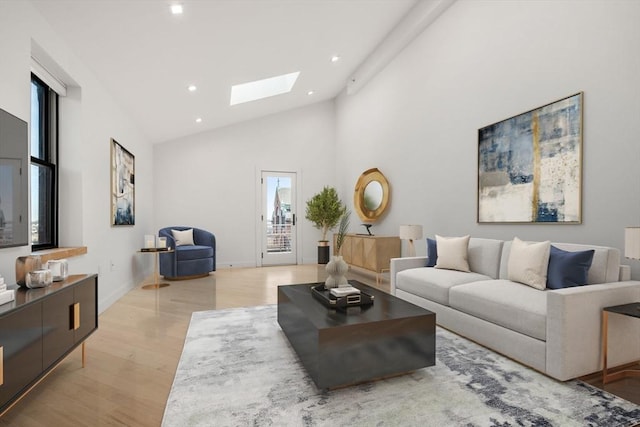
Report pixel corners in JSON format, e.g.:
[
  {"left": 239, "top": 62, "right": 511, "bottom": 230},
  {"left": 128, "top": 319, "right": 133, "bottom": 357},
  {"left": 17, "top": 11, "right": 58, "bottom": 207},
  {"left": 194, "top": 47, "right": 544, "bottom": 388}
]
[
  {"left": 305, "top": 186, "right": 346, "bottom": 241},
  {"left": 335, "top": 210, "right": 351, "bottom": 255}
]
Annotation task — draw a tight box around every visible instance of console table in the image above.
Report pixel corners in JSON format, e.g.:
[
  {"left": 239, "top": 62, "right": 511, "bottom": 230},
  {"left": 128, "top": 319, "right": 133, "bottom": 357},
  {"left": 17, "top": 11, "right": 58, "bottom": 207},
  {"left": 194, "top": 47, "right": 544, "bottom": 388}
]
[
  {"left": 334, "top": 234, "right": 400, "bottom": 284},
  {"left": 0, "top": 274, "right": 98, "bottom": 415}
]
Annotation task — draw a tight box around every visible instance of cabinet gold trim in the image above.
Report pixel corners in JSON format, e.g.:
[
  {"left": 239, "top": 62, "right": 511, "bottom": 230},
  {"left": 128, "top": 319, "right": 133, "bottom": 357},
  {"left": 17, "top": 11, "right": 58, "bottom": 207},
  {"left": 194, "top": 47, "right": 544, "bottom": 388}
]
[
  {"left": 73, "top": 303, "right": 81, "bottom": 330},
  {"left": 0, "top": 346, "right": 3, "bottom": 386}
]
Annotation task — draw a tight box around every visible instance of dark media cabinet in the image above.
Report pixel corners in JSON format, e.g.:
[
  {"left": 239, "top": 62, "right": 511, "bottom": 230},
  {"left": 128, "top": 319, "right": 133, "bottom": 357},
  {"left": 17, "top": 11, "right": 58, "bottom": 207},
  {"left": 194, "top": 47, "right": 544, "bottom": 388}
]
[{"left": 0, "top": 274, "right": 98, "bottom": 415}]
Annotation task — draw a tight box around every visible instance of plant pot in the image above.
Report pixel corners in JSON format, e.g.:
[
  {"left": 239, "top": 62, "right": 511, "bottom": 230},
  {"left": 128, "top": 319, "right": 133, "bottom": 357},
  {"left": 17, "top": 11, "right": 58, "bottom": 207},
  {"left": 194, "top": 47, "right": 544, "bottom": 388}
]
[{"left": 317, "top": 241, "right": 330, "bottom": 264}]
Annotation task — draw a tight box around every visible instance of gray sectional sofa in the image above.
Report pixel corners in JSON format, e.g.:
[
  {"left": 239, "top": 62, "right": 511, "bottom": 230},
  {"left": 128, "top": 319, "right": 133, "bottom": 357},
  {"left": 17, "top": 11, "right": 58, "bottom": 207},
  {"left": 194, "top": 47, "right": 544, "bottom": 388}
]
[{"left": 390, "top": 237, "right": 640, "bottom": 381}]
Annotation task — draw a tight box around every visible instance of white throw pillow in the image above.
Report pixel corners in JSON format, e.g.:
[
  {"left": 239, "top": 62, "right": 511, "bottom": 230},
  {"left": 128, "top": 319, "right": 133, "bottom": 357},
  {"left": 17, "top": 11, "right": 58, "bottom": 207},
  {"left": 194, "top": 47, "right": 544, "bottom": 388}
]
[
  {"left": 434, "top": 235, "right": 470, "bottom": 272},
  {"left": 172, "top": 228, "right": 195, "bottom": 246},
  {"left": 507, "top": 237, "right": 551, "bottom": 290}
]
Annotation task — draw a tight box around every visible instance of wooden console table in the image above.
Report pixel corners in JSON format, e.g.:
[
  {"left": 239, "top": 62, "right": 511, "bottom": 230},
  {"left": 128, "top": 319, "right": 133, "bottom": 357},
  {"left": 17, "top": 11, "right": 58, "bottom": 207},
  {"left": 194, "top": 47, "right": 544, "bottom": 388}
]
[
  {"left": 334, "top": 234, "right": 400, "bottom": 284},
  {"left": 0, "top": 274, "right": 98, "bottom": 415}
]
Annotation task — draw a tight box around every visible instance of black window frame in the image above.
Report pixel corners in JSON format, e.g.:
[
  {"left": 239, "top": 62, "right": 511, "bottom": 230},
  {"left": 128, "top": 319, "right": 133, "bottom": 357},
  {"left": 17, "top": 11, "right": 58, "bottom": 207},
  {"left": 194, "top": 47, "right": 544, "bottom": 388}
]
[{"left": 30, "top": 73, "right": 58, "bottom": 251}]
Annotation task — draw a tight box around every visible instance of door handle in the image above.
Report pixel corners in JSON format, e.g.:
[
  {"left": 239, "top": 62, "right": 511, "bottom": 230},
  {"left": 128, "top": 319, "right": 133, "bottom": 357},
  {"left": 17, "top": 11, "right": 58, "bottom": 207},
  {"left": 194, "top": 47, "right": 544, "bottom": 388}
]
[{"left": 292, "top": 214, "right": 296, "bottom": 226}]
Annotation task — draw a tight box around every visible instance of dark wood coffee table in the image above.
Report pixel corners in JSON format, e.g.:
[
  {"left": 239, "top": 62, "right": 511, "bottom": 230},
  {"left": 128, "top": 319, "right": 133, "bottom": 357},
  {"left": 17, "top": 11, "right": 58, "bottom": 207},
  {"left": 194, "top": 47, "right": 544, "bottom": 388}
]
[{"left": 277, "top": 280, "right": 436, "bottom": 389}]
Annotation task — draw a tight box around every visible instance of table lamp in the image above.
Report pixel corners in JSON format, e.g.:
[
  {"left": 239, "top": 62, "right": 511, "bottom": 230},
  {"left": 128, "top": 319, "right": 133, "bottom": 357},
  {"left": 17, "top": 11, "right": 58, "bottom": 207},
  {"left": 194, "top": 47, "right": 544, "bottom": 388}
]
[
  {"left": 399, "top": 224, "right": 423, "bottom": 257},
  {"left": 625, "top": 227, "right": 640, "bottom": 259}
]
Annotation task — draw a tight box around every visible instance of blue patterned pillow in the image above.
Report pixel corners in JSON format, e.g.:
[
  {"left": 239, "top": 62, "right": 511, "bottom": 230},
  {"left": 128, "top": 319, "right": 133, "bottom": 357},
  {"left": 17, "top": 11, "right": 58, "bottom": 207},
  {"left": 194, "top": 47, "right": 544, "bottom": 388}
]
[
  {"left": 546, "top": 245, "right": 595, "bottom": 289},
  {"left": 426, "top": 238, "right": 438, "bottom": 267}
]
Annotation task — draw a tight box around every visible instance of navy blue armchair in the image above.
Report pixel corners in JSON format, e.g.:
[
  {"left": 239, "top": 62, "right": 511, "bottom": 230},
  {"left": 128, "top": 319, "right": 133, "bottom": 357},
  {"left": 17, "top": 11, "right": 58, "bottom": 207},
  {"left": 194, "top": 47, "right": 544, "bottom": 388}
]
[{"left": 159, "top": 226, "right": 216, "bottom": 279}]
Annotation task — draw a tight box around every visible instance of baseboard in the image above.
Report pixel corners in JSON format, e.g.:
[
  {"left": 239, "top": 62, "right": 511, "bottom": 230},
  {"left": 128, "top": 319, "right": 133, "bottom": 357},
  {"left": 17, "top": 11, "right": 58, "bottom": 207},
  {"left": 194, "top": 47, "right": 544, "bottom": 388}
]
[{"left": 98, "top": 279, "right": 135, "bottom": 315}]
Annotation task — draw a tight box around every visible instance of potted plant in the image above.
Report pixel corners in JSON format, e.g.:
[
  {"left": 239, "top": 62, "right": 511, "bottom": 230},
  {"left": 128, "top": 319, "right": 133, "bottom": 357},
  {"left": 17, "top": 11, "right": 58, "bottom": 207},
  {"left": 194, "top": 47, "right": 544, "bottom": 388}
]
[{"left": 305, "top": 186, "right": 345, "bottom": 264}]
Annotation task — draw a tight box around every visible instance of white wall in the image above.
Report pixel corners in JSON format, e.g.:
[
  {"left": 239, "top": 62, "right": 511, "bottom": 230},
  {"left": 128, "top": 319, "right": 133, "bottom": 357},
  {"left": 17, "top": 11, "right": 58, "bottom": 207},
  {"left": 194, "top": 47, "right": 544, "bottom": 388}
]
[
  {"left": 336, "top": 0, "right": 640, "bottom": 278},
  {"left": 154, "top": 101, "right": 336, "bottom": 266},
  {"left": 0, "top": 1, "right": 155, "bottom": 311}
]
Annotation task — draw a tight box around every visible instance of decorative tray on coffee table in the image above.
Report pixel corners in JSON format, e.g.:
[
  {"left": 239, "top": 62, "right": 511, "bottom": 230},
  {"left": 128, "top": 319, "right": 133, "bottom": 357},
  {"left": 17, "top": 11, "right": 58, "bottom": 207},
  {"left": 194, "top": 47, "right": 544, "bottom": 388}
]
[{"left": 311, "top": 283, "right": 374, "bottom": 310}]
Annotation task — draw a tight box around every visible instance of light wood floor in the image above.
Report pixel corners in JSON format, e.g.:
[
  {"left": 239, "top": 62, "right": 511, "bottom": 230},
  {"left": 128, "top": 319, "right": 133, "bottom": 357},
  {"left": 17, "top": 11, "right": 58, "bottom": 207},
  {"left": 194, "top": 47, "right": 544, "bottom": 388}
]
[{"left": 0, "top": 265, "right": 637, "bottom": 426}]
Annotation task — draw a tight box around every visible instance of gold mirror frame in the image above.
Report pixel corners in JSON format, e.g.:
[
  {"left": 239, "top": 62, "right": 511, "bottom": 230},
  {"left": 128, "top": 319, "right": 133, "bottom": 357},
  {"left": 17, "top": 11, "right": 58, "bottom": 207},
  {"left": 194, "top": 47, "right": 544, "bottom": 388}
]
[{"left": 353, "top": 168, "right": 390, "bottom": 222}]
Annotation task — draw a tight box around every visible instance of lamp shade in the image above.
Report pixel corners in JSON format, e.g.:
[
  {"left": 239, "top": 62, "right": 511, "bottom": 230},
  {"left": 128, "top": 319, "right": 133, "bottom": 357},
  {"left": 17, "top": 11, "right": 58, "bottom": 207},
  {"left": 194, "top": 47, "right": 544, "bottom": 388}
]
[
  {"left": 625, "top": 227, "right": 640, "bottom": 259},
  {"left": 399, "top": 225, "right": 423, "bottom": 241}
]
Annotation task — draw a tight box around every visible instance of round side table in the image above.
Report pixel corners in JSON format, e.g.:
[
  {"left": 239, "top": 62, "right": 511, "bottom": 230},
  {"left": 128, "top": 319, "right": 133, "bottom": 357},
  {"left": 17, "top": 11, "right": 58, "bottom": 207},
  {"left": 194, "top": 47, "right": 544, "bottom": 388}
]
[{"left": 138, "top": 248, "right": 174, "bottom": 290}]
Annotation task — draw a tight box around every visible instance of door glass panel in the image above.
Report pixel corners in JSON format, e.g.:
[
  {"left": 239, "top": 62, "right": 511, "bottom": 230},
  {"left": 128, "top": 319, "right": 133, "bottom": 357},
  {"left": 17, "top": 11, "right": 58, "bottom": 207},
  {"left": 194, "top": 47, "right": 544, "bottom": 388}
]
[{"left": 266, "top": 176, "right": 292, "bottom": 254}]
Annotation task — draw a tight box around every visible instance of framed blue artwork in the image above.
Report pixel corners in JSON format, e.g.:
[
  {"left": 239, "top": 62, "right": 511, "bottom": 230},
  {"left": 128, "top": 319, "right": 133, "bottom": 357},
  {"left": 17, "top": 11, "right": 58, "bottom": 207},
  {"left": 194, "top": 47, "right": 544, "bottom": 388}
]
[
  {"left": 110, "top": 138, "right": 135, "bottom": 226},
  {"left": 478, "top": 93, "right": 583, "bottom": 224}
]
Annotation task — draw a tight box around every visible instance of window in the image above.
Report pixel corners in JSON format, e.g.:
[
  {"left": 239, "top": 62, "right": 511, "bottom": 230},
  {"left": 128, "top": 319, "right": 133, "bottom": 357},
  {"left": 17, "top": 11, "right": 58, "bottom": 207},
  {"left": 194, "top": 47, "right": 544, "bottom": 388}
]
[{"left": 30, "top": 74, "right": 58, "bottom": 250}]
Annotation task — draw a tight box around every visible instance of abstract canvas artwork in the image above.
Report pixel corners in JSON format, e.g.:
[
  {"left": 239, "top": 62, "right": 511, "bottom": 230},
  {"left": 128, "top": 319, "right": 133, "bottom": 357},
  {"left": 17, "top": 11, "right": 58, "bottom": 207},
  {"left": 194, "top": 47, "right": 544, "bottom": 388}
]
[
  {"left": 478, "top": 93, "right": 583, "bottom": 223},
  {"left": 111, "top": 138, "right": 135, "bottom": 226}
]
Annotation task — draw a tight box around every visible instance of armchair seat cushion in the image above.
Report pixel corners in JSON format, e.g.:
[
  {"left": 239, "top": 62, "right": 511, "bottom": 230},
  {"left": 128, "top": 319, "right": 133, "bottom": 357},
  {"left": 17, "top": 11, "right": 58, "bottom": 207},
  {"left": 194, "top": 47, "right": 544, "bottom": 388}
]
[{"left": 176, "top": 245, "right": 214, "bottom": 261}]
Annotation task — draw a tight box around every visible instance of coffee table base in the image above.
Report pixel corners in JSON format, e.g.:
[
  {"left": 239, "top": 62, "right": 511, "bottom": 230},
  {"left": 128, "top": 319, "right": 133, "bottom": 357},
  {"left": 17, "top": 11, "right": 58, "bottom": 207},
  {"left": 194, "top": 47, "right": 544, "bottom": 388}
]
[{"left": 278, "top": 283, "right": 435, "bottom": 390}]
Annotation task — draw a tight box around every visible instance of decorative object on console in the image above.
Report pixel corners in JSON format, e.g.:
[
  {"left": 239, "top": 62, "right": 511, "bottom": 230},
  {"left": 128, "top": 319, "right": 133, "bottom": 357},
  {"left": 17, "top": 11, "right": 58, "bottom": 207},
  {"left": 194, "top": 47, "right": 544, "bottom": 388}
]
[
  {"left": 399, "top": 224, "right": 423, "bottom": 257},
  {"left": 46, "top": 259, "right": 69, "bottom": 282},
  {"left": 478, "top": 92, "right": 583, "bottom": 224},
  {"left": 353, "top": 168, "right": 390, "bottom": 222},
  {"left": 625, "top": 227, "right": 640, "bottom": 259},
  {"left": 25, "top": 269, "right": 53, "bottom": 288},
  {"left": 325, "top": 211, "right": 350, "bottom": 288},
  {"left": 15, "top": 255, "right": 42, "bottom": 286},
  {"left": 360, "top": 223, "right": 373, "bottom": 236},
  {"left": 0, "top": 274, "right": 14, "bottom": 306},
  {"left": 304, "top": 186, "right": 346, "bottom": 265},
  {"left": 110, "top": 138, "right": 135, "bottom": 226},
  {"left": 157, "top": 236, "right": 167, "bottom": 248}
]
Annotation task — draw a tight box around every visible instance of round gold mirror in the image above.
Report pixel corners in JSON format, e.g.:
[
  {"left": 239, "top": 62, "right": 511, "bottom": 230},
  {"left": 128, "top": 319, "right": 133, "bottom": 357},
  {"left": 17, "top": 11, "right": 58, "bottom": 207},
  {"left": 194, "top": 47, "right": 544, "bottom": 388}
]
[{"left": 354, "top": 168, "right": 390, "bottom": 222}]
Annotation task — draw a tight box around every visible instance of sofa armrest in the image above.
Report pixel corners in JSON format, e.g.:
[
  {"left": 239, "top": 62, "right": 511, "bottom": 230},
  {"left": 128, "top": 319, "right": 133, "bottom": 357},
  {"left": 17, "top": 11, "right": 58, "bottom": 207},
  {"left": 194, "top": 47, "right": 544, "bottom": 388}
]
[
  {"left": 546, "top": 280, "right": 640, "bottom": 380},
  {"left": 390, "top": 256, "right": 428, "bottom": 295}
]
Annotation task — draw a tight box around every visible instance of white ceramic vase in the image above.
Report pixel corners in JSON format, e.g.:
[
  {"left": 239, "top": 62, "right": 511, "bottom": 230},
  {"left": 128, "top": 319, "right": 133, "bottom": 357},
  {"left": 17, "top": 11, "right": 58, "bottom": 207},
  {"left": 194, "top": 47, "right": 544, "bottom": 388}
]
[{"left": 325, "top": 255, "right": 349, "bottom": 288}]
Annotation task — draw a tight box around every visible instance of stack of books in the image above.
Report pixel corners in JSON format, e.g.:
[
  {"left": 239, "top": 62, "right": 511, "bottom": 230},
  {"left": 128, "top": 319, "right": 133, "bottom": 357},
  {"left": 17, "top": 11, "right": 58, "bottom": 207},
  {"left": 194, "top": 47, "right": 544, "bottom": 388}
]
[{"left": 0, "top": 276, "right": 15, "bottom": 306}]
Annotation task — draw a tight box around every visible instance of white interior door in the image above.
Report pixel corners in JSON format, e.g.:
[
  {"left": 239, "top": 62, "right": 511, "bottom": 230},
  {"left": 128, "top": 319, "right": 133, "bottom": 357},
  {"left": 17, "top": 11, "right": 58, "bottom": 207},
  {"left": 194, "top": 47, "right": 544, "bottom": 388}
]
[{"left": 261, "top": 171, "right": 297, "bottom": 266}]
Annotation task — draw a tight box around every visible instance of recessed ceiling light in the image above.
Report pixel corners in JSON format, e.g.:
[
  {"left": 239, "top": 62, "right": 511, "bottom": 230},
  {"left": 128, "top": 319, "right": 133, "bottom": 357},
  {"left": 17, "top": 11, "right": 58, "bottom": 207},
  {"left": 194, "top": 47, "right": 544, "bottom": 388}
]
[
  {"left": 171, "top": 4, "right": 183, "bottom": 15},
  {"left": 331, "top": 55, "right": 340, "bottom": 63},
  {"left": 230, "top": 71, "right": 300, "bottom": 106},
  {"left": 188, "top": 85, "right": 197, "bottom": 92},
  {"left": 195, "top": 117, "right": 202, "bottom": 123},
  {"left": 307, "top": 90, "right": 314, "bottom": 96}
]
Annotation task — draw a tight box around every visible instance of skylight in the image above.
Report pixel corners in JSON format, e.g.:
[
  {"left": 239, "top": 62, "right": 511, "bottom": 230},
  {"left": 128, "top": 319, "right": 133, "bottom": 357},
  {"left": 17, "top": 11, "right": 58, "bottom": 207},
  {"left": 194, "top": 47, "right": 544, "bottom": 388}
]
[{"left": 230, "top": 72, "right": 300, "bottom": 106}]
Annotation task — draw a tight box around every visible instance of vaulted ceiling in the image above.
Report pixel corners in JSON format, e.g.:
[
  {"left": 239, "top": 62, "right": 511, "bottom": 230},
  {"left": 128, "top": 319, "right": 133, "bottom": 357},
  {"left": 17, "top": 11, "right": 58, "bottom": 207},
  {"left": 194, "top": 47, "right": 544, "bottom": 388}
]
[{"left": 31, "top": 0, "right": 421, "bottom": 144}]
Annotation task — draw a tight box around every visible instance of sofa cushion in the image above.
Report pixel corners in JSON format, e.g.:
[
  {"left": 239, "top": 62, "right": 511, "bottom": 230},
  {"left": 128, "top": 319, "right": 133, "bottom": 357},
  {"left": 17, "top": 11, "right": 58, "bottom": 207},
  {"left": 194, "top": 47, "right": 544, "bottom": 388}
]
[
  {"left": 499, "top": 241, "right": 620, "bottom": 285},
  {"left": 396, "top": 267, "right": 492, "bottom": 306},
  {"left": 467, "top": 237, "right": 504, "bottom": 279},
  {"left": 449, "top": 279, "right": 547, "bottom": 341},
  {"left": 507, "top": 237, "right": 550, "bottom": 290},
  {"left": 426, "top": 238, "right": 437, "bottom": 267},
  {"left": 176, "top": 245, "right": 214, "bottom": 261},
  {"left": 546, "top": 245, "right": 595, "bottom": 289},
  {"left": 172, "top": 228, "right": 195, "bottom": 246},
  {"left": 435, "top": 235, "right": 470, "bottom": 272}
]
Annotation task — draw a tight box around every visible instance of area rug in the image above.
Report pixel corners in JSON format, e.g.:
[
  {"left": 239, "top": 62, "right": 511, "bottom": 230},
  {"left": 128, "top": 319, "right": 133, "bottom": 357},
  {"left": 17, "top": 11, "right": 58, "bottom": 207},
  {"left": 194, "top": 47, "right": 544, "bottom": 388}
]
[{"left": 162, "top": 305, "right": 640, "bottom": 427}]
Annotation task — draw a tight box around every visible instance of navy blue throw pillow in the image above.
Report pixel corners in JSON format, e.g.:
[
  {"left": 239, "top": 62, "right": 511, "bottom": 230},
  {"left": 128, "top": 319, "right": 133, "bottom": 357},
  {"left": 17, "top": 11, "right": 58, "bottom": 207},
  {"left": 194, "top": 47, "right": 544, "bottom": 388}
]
[
  {"left": 546, "top": 245, "right": 595, "bottom": 289},
  {"left": 426, "top": 238, "right": 438, "bottom": 267}
]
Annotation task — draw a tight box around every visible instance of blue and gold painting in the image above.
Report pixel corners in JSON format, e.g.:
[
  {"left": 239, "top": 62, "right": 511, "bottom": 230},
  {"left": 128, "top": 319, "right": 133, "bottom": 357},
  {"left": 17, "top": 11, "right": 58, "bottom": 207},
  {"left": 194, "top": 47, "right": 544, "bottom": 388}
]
[{"left": 478, "top": 93, "right": 582, "bottom": 223}]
